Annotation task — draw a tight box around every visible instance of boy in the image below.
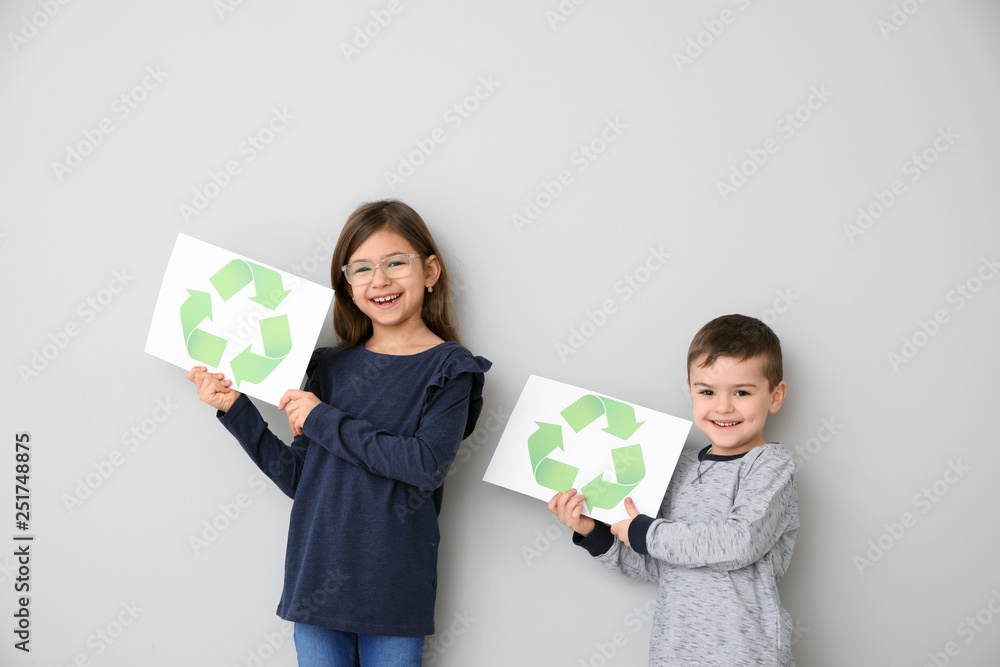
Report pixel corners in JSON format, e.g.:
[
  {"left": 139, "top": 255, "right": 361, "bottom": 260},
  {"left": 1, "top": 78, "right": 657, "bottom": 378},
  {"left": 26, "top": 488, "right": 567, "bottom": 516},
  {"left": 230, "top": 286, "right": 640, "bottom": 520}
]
[{"left": 550, "top": 314, "right": 798, "bottom": 666}]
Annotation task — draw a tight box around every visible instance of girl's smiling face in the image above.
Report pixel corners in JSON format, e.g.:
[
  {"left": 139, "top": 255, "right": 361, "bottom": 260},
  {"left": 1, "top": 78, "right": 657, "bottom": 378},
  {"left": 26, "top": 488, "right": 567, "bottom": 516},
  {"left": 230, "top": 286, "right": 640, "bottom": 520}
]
[
  {"left": 346, "top": 228, "right": 439, "bottom": 337},
  {"left": 687, "top": 354, "right": 786, "bottom": 456}
]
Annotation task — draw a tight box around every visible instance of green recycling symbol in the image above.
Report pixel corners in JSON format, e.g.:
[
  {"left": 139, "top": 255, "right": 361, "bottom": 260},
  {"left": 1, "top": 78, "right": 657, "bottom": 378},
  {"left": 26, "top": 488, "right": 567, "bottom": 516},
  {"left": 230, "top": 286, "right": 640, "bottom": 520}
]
[
  {"left": 180, "top": 259, "right": 293, "bottom": 386},
  {"left": 529, "top": 394, "right": 647, "bottom": 512}
]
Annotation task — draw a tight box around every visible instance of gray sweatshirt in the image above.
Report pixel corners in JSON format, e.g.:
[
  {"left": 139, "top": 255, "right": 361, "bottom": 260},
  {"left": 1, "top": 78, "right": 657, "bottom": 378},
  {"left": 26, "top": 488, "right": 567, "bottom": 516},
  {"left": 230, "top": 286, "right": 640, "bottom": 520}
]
[{"left": 575, "top": 443, "right": 798, "bottom": 666}]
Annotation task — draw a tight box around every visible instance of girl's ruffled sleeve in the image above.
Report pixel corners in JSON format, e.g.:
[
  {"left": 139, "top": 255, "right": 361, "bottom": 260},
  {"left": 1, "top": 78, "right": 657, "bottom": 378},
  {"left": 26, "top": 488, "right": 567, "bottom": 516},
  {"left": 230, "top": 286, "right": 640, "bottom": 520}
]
[{"left": 426, "top": 352, "right": 491, "bottom": 439}]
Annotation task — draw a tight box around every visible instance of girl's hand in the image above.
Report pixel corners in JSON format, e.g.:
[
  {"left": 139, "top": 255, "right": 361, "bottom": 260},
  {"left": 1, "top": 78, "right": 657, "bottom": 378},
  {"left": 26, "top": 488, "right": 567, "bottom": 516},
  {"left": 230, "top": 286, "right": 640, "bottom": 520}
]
[
  {"left": 548, "top": 489, "right": 595, "bottom": 537},
  {"left": 610, "top": 497, "right": 640, "bottom": 548},
  {"left": 187, "top": 366, "right": 240, "bottom": 413},
  {"left": 279, "top": 390, "right": 321, "bottom": 436}
]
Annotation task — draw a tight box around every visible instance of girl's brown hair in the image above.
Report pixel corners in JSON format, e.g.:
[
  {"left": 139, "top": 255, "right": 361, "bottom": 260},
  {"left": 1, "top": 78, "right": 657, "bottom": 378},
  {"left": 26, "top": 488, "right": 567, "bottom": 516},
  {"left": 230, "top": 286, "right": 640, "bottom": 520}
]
[{"left": 330, "top": 200, "right": 460, "bottom": 347}]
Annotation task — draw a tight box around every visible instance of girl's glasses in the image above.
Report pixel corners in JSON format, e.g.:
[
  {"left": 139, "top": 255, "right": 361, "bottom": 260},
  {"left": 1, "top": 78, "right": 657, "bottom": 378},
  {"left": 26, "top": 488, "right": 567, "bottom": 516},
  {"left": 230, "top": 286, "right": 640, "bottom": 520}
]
[{"left": 341, "top": 254, "right": 420, "bottom": 285}]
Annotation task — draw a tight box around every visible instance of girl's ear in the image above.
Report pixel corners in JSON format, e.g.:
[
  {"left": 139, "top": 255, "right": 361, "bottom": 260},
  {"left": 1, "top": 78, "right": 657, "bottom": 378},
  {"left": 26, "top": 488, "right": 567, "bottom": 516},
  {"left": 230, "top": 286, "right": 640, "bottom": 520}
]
[{"left": 423, "top": 254, "right": 441, "bottom": 289}]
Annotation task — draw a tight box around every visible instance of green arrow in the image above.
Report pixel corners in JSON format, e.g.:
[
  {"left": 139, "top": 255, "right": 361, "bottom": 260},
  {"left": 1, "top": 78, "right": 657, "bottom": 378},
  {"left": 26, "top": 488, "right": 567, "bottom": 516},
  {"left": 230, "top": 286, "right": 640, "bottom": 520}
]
[
  {"left": 581, "top": 444, "right": 646, "bottom": 512},
  {"left": 260, "top": 314, "right": 292, "bottom": 357},
  {"left": 528, "top": 422, "right": 579, "bottom": 492},
  {"left": 561, "top": 394, "right": 645, "bottom": 440},
  {"left": 247, "top": 262, "right": 291, "bottom": 310},
  {"left": 210, "top": 259, "right": 253, "bottom": 301},
  {"left": 210, "top": 259, "right": 290, "bottom": 310},
  {"left": 180, "top": 289, "right": 212, "bottom": 340},
  {"left": 600, "top": 398, "right": 645, "bottom": 440},
  {"left": 230, "top": 314, "right": 292, "bottom": 386},
  {"left": 529, "top": 422, "right": 562, "bottom": 469},
  {"left": 180, "top": 289, "right": 227, "bottom": 366},
  {"left": 561, "top": 395, "right": 606, "bottom": 432}
]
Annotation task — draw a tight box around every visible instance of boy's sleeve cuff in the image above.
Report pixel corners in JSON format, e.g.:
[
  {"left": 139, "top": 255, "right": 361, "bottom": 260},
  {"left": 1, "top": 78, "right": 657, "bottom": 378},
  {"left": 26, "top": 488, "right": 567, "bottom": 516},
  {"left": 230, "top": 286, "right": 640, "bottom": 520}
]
[
  {"left": 628, "top": 514, "right": 655, "bottom": 555},
  {"left": 572, "top": 522, "right": 615, "bottom": 557}
]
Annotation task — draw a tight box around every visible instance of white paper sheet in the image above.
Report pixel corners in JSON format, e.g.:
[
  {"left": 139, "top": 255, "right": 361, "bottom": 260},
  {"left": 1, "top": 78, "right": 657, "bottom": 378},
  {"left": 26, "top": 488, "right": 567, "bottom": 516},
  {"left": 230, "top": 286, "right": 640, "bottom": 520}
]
[
  {"left": 145, "top": 233, "right": 334, "bottom": 406},
  {"left": 484, "top": 375, "right": 692, "bottom": 524}
]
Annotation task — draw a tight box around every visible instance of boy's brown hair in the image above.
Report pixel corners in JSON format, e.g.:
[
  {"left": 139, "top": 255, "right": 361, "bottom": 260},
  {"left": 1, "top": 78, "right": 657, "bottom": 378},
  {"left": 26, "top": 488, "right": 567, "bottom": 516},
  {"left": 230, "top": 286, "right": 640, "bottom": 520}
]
[
  {"left": 330, "top": 200, "right": 460, "bottom": 347},
  {"left": 687, "top": 314, "right": 783, "bottom": 390}
]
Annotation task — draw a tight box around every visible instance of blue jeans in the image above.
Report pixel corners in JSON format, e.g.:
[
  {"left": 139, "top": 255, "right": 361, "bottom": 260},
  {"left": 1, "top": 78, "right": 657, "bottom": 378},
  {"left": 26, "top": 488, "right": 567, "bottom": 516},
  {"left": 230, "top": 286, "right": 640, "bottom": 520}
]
[{"left": 293, "top": 623, "right": 424, "bottom": 667}]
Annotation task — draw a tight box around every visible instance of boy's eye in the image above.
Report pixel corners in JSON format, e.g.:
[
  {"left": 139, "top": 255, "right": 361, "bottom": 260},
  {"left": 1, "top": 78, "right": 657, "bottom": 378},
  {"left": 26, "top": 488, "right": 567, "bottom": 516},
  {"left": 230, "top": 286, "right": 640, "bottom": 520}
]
[
  {"left": 699, "top": 390, "right": 714, "bottom": 396},
  {"left": 735, "top": 390, "right": 750, "bottom": 396}
]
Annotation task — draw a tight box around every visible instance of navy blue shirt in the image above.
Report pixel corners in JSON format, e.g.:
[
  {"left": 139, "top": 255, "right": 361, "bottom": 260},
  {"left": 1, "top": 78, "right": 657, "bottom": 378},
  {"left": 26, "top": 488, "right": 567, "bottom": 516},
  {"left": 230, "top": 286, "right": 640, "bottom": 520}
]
[{"left": 218, "top": 341, "right": 490, "bottom": 636}]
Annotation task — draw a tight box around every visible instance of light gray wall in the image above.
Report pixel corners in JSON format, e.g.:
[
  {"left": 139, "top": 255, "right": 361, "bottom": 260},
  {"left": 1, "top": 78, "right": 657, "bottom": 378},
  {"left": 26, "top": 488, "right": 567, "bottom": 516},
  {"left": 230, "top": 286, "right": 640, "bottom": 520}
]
[{"left": 2, "top": 1, "right": 999, "bottom": 665}]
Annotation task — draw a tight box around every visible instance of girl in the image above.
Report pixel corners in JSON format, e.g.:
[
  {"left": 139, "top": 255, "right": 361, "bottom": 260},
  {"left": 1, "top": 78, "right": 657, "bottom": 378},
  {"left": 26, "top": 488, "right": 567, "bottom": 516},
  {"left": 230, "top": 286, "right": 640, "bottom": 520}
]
[{"left": 188, "top": 200, "right": 490, "bottom": 666}]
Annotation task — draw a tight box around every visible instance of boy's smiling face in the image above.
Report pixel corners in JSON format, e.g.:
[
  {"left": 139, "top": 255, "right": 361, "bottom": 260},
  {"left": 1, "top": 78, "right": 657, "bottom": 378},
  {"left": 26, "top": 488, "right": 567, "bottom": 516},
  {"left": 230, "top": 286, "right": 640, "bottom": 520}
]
[{"left": 687, "top": 354, "right": 786, "bottom": 456}]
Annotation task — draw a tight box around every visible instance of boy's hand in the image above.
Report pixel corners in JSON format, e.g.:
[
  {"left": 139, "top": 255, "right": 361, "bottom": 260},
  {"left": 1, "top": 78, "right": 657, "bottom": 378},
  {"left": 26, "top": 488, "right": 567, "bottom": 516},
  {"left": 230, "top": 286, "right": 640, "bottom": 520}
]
[
  {"left": 187, "top": 366, "right": 240, "bottom": 413},
  {"left": 548, "top": 489, "right": 595, "bottom": 537},
  {"left": 279, "top": 390, "right": 321, "bottom": 437},
  {"left": 610, "top": 497, "right": 640, "bottom": 548}
]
